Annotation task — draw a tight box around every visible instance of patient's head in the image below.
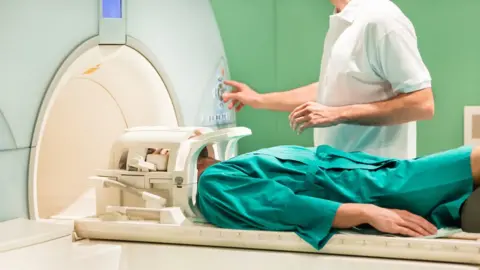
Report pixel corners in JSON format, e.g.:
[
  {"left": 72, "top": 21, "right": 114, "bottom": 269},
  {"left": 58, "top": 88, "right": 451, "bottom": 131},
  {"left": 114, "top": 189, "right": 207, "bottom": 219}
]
[
  {"left": 148, "top": 146, "right": 219, "bottom": 176},
  {"left": 189, "top": 129, "right": 221, "bottom": 176},
  {"left": 196, "top": 146, "right": 220, "bottom": 177},
  {"left": 148, "top": 129, "right": 221, "bottom": 177}
]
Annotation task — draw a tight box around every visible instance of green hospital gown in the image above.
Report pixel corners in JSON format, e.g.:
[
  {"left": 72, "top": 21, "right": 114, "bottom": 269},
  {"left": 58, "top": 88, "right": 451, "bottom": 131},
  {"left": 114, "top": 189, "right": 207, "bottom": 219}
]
[{"left": 197, "top": 145, "right": 473, "bottom": 250}]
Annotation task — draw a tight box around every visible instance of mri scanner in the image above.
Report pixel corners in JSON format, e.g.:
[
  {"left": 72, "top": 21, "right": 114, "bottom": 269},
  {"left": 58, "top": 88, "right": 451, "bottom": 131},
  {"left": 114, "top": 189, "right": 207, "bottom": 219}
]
[{"left": 0, "top": 0, "right": 479, "bottom": 269}]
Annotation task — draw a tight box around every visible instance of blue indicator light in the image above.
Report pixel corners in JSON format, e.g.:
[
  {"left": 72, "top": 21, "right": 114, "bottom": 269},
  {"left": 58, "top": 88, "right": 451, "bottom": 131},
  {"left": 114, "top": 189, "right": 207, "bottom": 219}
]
[{"left": 102, "top": 0, "right": 122, "bottom": 19}]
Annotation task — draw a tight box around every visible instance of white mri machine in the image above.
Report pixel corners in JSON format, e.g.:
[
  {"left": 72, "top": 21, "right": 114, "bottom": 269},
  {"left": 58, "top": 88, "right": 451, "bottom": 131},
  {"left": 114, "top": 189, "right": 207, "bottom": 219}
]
[{"left": 0, "top": 0, "right": 479, "bottom": 269}]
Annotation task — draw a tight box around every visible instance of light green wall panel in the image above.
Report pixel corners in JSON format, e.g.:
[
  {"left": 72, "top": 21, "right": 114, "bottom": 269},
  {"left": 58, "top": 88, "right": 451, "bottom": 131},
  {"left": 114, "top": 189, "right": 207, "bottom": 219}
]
[
  {"left": 275, "top": 0, "right": 332, "bottom": 147},
  {"left": 212, "top": 0, "right": 277, "bottom": 153},
  {"left": 212, "top": 0, "right": 480, "bottom": 155},
  {"left": 394, "top": 0, "right": 480, "bottom": 155}
]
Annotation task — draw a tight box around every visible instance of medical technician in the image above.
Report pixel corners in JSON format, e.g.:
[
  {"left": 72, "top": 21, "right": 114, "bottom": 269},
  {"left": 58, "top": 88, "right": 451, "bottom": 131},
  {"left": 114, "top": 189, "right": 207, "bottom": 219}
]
[{"left": 223, "top": 0, "right": 434, "bottom": 159}]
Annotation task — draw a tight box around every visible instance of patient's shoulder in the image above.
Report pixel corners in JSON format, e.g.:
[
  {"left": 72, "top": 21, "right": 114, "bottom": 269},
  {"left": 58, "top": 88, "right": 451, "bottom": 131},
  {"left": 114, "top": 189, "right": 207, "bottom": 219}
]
[
  {"left": 197, "top": 162, "right": 245, "bottom": 194},
  {"left": 199, "top": 162, "right": 241, "bottom": 180}
]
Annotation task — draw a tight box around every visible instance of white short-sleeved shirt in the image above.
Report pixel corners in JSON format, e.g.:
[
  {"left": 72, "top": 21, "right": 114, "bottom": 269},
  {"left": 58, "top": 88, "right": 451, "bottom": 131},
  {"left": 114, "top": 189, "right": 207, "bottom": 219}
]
[{"left": 314, "top": 0, "right": 431, "bottom": 159}]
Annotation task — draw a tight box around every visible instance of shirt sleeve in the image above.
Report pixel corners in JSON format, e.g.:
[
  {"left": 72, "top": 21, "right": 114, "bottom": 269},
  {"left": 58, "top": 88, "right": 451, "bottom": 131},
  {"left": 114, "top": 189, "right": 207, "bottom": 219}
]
[{"left": 371, "top": 26, "right": 432, "bottom": 94}]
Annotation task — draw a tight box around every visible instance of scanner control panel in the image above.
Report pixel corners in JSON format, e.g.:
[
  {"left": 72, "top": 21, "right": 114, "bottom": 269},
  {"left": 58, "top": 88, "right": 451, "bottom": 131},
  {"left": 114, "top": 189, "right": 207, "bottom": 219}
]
[{"left": 198, "top": 58, "right": 235, "bottom": 127}]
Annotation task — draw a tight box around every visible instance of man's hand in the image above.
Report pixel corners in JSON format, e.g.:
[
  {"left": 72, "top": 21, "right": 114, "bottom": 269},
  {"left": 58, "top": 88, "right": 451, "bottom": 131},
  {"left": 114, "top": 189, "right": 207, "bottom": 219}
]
[
  {"left": 289, "top": 88, "right": 434, "bottom": 132},
  {"left": 222, "top": 80, "right": 262, "bottom": 112},
  {"left": 364, "top": 205, "right": 437, "bottom": 237},
  {"left": 289, "top": 101, "right": 343, "bottom": 134}
]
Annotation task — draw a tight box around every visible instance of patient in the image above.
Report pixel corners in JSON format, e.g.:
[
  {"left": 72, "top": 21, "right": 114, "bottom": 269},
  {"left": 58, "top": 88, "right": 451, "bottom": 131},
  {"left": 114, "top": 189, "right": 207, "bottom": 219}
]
[
  {"left": 154, "top": 133, "right": 479, "bottom": 250},
  {"left": 198, "top": 145, "right": 480, "bottom": 249}
]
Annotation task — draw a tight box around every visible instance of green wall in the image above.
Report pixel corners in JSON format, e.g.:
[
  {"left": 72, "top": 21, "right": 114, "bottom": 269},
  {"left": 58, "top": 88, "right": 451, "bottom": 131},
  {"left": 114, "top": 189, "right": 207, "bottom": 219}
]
[{"left": 211, "top": 0, "right": 480, "bottom": 156}]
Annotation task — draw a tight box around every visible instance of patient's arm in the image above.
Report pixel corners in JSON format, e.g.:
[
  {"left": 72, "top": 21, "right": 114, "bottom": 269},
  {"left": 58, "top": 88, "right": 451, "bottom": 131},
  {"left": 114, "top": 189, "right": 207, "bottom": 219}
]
[
  {"left": 333, "top": 204, "right": 437, "bottom": 237},
  {"left": 332, "top": 204, "right": 369, "bottom": 228}
]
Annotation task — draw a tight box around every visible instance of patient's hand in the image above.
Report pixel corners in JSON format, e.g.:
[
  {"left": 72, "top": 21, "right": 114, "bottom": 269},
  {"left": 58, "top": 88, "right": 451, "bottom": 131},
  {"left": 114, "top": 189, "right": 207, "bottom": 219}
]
[
  {"left": 365, "top": 205, "right": 437, "bottom": 237},
  {"left": 150, "top": 129, "right": 204, "bottom": 156},
  {"left": 152, "top": 148, "right": 169, "bottom": 155}
]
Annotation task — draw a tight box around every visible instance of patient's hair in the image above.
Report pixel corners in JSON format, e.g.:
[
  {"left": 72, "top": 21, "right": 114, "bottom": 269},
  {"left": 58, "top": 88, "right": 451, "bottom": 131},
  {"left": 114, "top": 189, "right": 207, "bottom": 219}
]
[
  {"left": 197, "top": 146, "right": 220, "bottom": 178},
  {"left": 199, "top": 146, "right": 209, "bottom": 158}
]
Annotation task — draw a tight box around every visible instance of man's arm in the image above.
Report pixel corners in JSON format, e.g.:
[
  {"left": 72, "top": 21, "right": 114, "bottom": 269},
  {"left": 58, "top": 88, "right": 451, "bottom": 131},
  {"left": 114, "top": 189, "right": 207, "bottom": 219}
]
[
  {"left": 289, "top": 88, "right": 434, "bottom": 132},
  {"left": 257, "top": 82, "right": 319, "bottom": 112},
  {"left": 223, "top": 80, "right": 318, "bottom": 113},
  {"left": 341, "top": 21, "right": 435, "bottom": 126},
  {"left": 338, "top": 87, "right": 434, "bottom": 126}
]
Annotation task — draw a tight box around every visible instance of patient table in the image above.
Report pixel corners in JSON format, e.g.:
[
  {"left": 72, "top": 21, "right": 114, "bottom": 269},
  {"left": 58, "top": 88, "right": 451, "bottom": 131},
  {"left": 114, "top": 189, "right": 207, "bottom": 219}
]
[{"left": 73, "top": 126, "right": 480, "bottom": 265}]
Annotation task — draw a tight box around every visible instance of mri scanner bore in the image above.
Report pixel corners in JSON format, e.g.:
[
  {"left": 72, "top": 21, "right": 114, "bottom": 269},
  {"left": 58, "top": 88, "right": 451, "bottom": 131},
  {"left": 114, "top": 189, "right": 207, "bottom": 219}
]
[
  {"left": 33, "top": 45, "right": 178, "bottom": 219},
  {"left": 30, "top": 44, "right": 235, "bottom": 220},
  {"left": 0, "top": 0, "right": 233, "bottom": 223}
]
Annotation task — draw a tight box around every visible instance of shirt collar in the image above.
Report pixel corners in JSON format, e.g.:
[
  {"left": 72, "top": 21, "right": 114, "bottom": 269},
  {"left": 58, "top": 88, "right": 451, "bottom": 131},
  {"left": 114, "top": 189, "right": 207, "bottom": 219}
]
[{"left": 331, "top": 0, "right": 382, "bottom": 23}]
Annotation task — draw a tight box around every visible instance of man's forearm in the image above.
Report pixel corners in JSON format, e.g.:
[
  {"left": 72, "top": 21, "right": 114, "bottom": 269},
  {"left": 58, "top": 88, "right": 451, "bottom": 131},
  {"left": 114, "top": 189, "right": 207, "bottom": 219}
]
[
  {"left": 338, "top": 88, "right": 434, "bottom": 126},
  {"left": 257, "top": 82, "right": 318, "bottom": 112},
  {"left": 332, "top": 203, "right": 370, "bottom": 229}
]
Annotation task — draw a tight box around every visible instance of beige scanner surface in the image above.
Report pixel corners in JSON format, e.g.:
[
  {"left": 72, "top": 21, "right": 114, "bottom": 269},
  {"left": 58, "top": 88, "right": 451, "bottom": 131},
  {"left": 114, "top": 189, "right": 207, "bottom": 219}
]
[
  {"left": 37, "top": 78, "right": 126, "bottom": 219},
  {"left": 32, "top": 45, "right": 178, "bottom": 220}
]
